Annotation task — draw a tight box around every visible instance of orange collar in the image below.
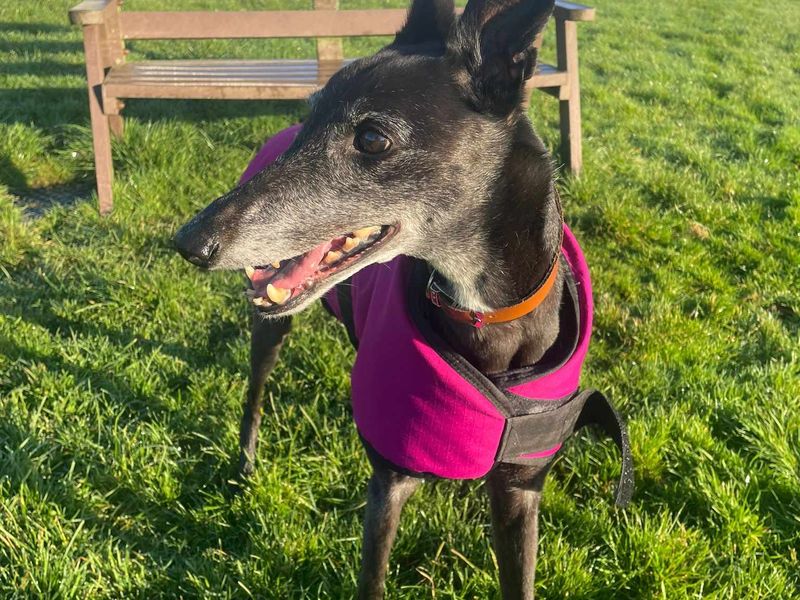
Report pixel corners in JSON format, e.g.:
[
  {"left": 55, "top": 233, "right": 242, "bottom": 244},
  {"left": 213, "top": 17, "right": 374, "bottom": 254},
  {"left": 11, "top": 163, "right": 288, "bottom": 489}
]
[
  {"left": 425, "top": 248, "right": 560, "bottom": 328},
  {"left": 426, "top": 191, "right": 564, "bottom": 328}
]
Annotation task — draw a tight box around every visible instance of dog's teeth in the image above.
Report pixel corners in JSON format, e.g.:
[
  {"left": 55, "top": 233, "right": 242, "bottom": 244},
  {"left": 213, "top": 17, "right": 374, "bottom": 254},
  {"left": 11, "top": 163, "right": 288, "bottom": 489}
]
[
  {"left": 271, "top": 260, "right": 281, "bottom": 269},
  {"left": 353, "top": 226, "right": 381, "bottom": 240},
  {"left": 266, "top": 283, "right": 291, "bottom": 305},
  {"left": 252, "top": 296, "right": 270, "bottom": 307},
  {"left": 245, "top": 266, "right": 256, "bottom": 278},
  {"left": 343, "top": 237, "right": 359, "bottom": 252},
  {"left": 324, "top": 250, "right": 343, "bottom": 265}
]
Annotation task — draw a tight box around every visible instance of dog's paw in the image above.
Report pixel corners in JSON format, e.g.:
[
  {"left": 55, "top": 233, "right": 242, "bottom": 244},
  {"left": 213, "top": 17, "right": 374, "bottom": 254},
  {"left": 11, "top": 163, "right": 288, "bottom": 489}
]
[{"left": 237, "top": 450, "right": 256, "bottom": 481}]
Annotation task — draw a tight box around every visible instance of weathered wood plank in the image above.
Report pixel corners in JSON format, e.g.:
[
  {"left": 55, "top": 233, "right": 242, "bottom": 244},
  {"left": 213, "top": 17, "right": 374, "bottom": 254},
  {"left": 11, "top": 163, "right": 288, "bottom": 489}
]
[
  {"left": 529, "top": 64, "right": 569, "bottom": 89},
  {"left": 104, "top": 59, "right": 566, "bottom": 100},
  {"left": 314, "top": 0, "right": 343, "bottom": 66},
  {"left": 81, "top": 24, "right": 114, "bottom": 213},
  {"left": 104, "top": 83, "right": 318, "bottom": 100},
  {"left": 120, "top": 10, "right": 408, "bottom": 40},
  {"left": 69, "top": 0, "right": 117, "bottom": 25},
  {"left": 554, "top": 1, "right": 595, "bottom": 22},
  {"left": 556, "top": 18, "right": 583, "bottom": 174}
]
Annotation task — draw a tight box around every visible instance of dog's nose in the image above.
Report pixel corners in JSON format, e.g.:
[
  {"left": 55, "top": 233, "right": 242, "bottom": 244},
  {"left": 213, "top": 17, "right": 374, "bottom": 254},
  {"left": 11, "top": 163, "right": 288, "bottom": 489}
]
[{"left": 173, "top": 226, "right": 220, "bottom": 269}]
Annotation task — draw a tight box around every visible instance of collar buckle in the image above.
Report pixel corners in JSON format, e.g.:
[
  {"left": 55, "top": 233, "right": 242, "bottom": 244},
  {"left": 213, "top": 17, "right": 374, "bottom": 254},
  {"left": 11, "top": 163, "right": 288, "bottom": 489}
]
[
  {"left": 425, "top": 270, "right": 444, "bottom": 307},
  {"left": 470, "top": 311, "right": 485, "bottom": 328}
]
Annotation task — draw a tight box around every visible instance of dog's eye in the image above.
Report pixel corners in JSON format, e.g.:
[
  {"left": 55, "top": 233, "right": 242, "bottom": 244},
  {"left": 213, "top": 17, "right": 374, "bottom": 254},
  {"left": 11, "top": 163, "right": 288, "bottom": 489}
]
[{"left": 355, "top": 128, "right": 392, "bottom": 155}]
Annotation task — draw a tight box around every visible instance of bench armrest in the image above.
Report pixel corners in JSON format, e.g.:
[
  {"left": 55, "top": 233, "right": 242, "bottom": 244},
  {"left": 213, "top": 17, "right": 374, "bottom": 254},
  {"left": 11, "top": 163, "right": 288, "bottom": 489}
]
[
  {"left": 69, "top": 0, "right": 117, "bottom": 26},
  {"left": 554, "top": 0, "right": 595, "bottom": 22}
]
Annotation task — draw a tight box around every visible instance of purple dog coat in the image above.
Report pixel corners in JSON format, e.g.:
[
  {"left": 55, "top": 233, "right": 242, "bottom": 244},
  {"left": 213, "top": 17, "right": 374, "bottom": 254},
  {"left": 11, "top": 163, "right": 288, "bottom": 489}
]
[{"left": 242, "top": 127, "right": 633, "bottom": 504}]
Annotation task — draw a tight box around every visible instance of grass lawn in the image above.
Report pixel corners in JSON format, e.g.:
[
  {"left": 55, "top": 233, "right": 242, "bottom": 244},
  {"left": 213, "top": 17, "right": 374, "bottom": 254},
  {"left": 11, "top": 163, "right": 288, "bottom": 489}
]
[{"left": 1, "top": 0, "right": 799, "bottom": 597}]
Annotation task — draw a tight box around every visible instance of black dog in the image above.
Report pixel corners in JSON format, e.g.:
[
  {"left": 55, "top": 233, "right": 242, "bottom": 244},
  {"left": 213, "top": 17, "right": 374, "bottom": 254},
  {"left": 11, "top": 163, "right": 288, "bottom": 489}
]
[{"left": 174, "top": 1, "right": 631, "bottom": 597}]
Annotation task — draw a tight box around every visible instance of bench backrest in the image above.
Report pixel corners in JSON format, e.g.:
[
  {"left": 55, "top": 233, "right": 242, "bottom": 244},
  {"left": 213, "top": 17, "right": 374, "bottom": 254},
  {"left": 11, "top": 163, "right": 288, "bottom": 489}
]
[
  {"left": 120, "top": 2, "right": 411, "bottom": 62},
  {"left": 75, "top": 0, "right": 544, "bottom": 67},
  {"left": 120, "top": 9, "right": 409, "bottom": 40},
  {"left": 118, "top": 3, "right": 544, "bottom": 51}
]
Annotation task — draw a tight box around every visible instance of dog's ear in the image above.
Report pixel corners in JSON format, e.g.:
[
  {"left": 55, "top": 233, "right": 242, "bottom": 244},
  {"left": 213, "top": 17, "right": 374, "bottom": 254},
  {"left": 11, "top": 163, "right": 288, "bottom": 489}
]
[
  {"left": 448, "top": 0, "right": 555, "bottom": 115},
  {"left": 392, "top": 0, "right": 455, "bottom": 48}
]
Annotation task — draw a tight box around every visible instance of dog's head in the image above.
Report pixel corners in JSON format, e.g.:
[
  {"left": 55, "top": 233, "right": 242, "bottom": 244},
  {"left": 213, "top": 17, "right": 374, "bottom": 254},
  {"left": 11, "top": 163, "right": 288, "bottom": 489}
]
[{"left": 174, "top": 0, "right": 555, "bottom": 316}]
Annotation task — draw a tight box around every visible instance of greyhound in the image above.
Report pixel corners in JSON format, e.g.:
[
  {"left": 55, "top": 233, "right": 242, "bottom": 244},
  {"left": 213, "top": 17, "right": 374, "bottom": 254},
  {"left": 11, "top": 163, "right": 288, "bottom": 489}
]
[{"left": 173, "top": 0, "right": 632, "bottom": 597}]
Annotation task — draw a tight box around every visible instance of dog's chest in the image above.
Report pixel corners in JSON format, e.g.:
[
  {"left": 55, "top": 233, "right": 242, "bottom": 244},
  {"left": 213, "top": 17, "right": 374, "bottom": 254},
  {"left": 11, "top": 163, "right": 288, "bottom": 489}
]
[{"left": 321, "top": 225, "right": 594, "bottom": 480}]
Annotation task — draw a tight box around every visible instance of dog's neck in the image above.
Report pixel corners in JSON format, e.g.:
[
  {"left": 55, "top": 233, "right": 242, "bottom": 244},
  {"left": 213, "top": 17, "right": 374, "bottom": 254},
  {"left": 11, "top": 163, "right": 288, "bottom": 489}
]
[
  {"left": 428, "top": 185, "right": 561, "bottom": 313},
  {"left": 424, "top": 119, "right": 565, "bottom": 373}
]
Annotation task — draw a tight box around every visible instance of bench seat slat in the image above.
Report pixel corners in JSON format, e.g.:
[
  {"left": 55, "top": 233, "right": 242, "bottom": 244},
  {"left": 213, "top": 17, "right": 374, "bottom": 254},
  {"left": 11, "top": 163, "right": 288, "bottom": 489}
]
[
  {"left": 104, "top": 59, "right": 347, "bottom": 100},
  {"left": 106, "top": 62, "right": 341, "bottom": 75},
  {"left": 104, "top": 59, "right": 568, "bottom": 101}
]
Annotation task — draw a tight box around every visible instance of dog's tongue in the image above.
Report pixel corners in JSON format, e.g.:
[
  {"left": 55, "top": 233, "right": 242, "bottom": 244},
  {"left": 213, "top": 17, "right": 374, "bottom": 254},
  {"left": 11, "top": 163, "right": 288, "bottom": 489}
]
[{"left": 269, "top": 240, "right": 332, "bottom": 289}]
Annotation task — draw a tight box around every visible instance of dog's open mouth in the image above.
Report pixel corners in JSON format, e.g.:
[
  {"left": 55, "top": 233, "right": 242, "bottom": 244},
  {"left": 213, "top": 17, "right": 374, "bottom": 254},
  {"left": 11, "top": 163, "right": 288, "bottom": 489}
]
[{"left": 245, "top": 224, "right": 397, "bottom": 313}]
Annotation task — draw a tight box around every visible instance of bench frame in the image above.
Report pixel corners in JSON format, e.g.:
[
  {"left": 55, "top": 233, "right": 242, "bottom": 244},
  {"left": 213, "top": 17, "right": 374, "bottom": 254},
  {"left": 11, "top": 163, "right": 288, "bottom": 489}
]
[{"left": 70, "top": 0, "right": 594, "bottom": 214}]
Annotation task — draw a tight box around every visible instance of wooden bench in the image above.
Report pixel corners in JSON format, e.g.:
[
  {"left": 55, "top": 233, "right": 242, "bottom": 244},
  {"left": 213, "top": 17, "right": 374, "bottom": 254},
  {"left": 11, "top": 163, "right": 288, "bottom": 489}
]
[{"left": 70, "top": 0, "right": 595, "bottom": 214}]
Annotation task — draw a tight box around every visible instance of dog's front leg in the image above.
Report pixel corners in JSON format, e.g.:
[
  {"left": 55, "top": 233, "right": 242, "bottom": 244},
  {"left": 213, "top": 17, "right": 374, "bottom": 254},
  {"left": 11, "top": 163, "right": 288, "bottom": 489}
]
[
  {"left": 486, "top": 464, "right": 549, "bottom": 600},
  {"left": 238, "top": 313, "right": 293, "bottom": 478},
  {"left": 358, "top": 462, "right": 422, "bottom": 599}
]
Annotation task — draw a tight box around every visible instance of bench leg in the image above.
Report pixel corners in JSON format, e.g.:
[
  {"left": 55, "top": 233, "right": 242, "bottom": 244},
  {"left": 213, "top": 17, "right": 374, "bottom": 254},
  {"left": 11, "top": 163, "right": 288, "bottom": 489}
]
[
  {"left": 556, "top": 19, "right": 583, "bottom": 176},
  {"left": 90, "top": 109, "right": 115, "bottom": 215},
  {"left": 108, "top": 115, "right": 124, "bottom": 139},
  {"left": 106, "top": 98, "right": 125, "bottom": 139},
  {"left": 81, "top": 24, "right": 114, "bottom": 214},
  {"left": 559, "top": 90, "right": 582, "bottom": 176}
]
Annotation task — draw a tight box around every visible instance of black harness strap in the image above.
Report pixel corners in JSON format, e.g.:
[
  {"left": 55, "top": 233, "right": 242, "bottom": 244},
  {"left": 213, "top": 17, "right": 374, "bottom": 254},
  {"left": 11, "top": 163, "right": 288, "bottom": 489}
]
[
  {"left": 497, "top": 394, "right": 587, "bottom": 463},
  {"left": 573, "top": 389, "right": 635, "bottom": 507},
  {"left": 496, "top": 389, "right": 634, "bottom": 507}
]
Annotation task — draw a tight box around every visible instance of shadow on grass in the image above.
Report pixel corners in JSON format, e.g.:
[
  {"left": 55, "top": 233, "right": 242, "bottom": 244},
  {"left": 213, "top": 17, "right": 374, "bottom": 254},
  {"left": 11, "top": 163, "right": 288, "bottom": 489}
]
[
  {"left": 2, "top": 60, "right": 85, "bottom": 78},
  {"left": 5, "top": 276, "right": 245, "bottom": 378},
  {"left": 1, "top": 151, "right": 91, "bottom": 218},
  {"left": 735, "top": 193, "right": 791, "bottom": 221},
  {"left": 123, "top": 97, "right": 308, "bottom": 125},
  {"left": 8, "top": 184, "right": 93, "bottom": 219},
  {"left": 0, "top": 87, "right": 307, "bottom": 131},
  {"left": 0, "top": 21, "right": 72, "bottom": 34},
  {"left": 2, "top": 333, "right": 184, "bottom": 429},
  {"left": 0, "top": 39, "right": 82, "bottom": 55},
  {"left": 0, "top": 88, "right": 87, "bottom": 127},
  {"left": 768, "top": 300, "right": 800, "bottom": 335},
  {"left": 0, "top": 153, "right": 27, "bottom": 190}
]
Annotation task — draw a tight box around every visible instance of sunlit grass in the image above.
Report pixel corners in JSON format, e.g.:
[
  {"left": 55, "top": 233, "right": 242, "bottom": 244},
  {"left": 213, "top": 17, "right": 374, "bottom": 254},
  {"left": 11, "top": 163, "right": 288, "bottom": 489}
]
[{"left": 0, "top": 0, "right": 798, "bottom": 597}]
